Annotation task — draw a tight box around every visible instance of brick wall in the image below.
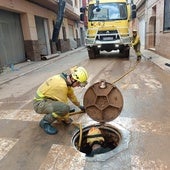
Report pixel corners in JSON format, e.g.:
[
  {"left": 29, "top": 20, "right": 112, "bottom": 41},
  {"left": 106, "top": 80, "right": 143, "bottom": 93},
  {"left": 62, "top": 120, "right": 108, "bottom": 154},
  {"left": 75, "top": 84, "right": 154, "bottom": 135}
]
[
  {"left": 57, "top": 39, "right": 71, "bottom": 52},
  {"left": 24, "top": 40, "right": 41, "bottom": 61}
]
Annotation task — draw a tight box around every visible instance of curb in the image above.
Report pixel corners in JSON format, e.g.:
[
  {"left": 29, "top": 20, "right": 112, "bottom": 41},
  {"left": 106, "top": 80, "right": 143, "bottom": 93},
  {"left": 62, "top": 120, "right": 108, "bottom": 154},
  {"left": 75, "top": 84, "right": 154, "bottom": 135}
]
[
  {"left": 0, "top": 47, "right": 86, "bottom": 85},
  {"left": 141, "top": 49, "right": 170, "bottom": 72}
]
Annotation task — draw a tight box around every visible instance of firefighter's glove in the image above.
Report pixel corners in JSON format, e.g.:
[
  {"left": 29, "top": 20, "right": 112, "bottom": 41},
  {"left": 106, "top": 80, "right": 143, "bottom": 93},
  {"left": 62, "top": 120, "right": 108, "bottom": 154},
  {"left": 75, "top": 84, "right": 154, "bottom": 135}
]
[
  {"left": 79, "top": 105, "right": 85, "bottom": 112},
  {"left": 69, "top": 108, "right": 75, "bottom": 113}
]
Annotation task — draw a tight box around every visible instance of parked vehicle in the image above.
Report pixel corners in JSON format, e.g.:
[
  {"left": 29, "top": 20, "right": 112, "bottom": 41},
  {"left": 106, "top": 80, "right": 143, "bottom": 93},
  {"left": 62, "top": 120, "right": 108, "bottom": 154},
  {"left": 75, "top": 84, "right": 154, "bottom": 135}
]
[{"left": 80, "top": 0, "right": 136, "bottom": 59}]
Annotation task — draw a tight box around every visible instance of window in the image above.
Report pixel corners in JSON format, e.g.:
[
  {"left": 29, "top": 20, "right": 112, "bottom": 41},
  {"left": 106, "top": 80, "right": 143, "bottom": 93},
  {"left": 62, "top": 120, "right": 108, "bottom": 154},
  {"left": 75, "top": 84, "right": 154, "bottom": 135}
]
[
  {"left": 88, "top": 3, "right": 127, "bottom": 21},
  {"left": 164, "top": 0, "right": 170, "bottom": 30}
]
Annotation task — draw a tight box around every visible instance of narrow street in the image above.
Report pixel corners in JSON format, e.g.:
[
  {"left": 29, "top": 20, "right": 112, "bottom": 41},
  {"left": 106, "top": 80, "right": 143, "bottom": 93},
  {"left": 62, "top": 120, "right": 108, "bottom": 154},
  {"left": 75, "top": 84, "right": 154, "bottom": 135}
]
[{"left": 0, "top": 47, "right": 170, "bottom": 170}]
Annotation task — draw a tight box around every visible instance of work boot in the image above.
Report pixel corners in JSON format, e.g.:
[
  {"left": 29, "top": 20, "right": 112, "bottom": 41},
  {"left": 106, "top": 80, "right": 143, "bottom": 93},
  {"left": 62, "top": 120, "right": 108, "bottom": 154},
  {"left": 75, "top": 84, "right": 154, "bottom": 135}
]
[
  {"left": 39, "top": 119, "right": 58, "bottom": 135},
  {"left": 39, "top": 113, "right": 58, "bottom": 135}
]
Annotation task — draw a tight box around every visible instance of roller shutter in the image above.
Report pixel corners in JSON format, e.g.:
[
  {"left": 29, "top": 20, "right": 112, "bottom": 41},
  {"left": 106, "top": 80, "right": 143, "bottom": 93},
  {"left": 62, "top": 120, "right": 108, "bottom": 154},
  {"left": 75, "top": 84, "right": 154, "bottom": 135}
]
[{"left": 0, "top": 9, "right": 25, "bottom": 67}]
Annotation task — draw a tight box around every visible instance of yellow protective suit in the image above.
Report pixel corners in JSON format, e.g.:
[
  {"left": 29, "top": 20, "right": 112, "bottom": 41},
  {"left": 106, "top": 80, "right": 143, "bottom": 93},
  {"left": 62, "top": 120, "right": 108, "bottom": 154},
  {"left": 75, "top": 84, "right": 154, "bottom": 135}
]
[
  {"left": 132, "top": 34, "right": 141, "bottom": 57},
  {"left": 87, "top": 127, "right": 105, "bottom": 146},
  {"left": 36, "top": 74, "right": 80, "bottom": 107}
]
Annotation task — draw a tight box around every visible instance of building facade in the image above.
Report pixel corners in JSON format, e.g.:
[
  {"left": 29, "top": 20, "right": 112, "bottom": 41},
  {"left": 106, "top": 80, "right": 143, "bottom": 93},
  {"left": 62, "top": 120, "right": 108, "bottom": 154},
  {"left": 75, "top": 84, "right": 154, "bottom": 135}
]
[
  {"left": 0, "top": 0, "right": 85, "bottom": 68},
  {"left": 133, "top": 0, "right": 170, "bottom": 59}
]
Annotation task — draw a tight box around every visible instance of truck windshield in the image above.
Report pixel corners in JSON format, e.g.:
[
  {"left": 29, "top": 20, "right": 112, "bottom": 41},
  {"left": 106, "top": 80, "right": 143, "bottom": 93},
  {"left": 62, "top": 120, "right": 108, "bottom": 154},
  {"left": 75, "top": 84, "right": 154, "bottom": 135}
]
[{"left": 88, "top": 3, "right": 127, "bottom": 21}]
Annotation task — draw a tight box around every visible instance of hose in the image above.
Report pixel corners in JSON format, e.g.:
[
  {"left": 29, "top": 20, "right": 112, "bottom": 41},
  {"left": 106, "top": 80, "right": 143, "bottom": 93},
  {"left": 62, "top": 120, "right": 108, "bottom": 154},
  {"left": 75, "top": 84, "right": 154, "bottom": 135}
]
[
  {"left": 72, "top": 122, "right": 83, "bottom": 150},
  {"left": 69, "top": 110, "right": 84, "bottom": 116},
  {"left": 112, "top": 59, "right": 140, "bottom": 84},
  {"left": 68, "top": 111, "right": 84, "bottom": 150}
]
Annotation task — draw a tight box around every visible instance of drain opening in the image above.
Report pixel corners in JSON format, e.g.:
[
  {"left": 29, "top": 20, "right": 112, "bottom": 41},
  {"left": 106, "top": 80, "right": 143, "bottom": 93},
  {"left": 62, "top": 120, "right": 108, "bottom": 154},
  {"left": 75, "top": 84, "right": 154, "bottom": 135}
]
[{"left": 72, "top": 124, "right": 121, "bottom": 157}]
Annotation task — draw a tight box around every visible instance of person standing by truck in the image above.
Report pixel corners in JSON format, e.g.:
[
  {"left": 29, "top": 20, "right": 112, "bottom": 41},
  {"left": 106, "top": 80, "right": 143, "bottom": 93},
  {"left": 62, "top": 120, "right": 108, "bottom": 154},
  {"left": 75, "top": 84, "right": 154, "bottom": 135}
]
[{"left": 131, "top": 29, "right": 142, "bottom": 61}]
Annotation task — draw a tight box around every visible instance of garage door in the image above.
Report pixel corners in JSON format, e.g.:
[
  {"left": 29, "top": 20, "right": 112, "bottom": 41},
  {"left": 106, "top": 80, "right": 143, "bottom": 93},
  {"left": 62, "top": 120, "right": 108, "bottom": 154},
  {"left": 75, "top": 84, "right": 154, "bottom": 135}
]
[
  {"left": 0, "top": 9, "right": 25, "bottom": 67},
  {"left": 35, "top": 16, "right": 51, "bottom": 56}
]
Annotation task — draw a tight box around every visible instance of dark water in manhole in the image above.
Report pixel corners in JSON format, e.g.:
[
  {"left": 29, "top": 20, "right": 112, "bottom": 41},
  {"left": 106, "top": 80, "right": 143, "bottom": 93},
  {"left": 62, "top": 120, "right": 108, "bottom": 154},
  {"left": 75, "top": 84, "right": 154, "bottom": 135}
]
[{"left": 72, "top": 124, "right": 121, "bottom": 157}]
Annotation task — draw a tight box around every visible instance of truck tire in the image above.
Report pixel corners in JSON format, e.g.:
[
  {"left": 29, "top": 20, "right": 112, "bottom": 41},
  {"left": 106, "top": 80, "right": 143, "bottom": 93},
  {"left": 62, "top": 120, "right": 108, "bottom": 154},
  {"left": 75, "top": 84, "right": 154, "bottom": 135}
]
[
  {"left": 120, "top": 48, "right": 130, "bottom": 58},
  {"left": 88, "top": 48, "right": 96, "bottom": 59},
  {"left": 124, "top": 49, "right": 130, "bottom": 58},
  {"left": 95, "top": 48, "right": 100, "bottom": 56}
]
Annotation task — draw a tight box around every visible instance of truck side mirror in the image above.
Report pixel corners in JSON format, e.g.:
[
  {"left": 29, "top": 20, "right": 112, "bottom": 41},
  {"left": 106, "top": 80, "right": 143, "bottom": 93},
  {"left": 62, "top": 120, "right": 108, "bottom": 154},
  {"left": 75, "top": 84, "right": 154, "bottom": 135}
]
[
  {"left": 131, "top": 4, "right": 136, "bottom": 19},
  {"left": 80, "top": 13, "right": 84, "bottom": 21},
  {"left": 80, "top": 7, "right": 86, "bottom": 13},
  {"left": 132, "top": 11, "right": 136, "bottom": 19},
  {"left": 131, "top": 4, "right": 136, "bottom": 10}
]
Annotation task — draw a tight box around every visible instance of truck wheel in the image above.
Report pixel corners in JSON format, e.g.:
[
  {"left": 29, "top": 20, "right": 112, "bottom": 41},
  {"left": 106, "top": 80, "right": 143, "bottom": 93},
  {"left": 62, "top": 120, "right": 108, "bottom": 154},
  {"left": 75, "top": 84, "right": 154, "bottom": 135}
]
[
  {"left": 95, "top": 49, "right": 100, "bottom": 56},
  {"left": 124, "top": 49, "right": 130, "bottom": 58},
  {"left": 120, "top": 49, "right": 130, "bottom": 58},
  {"left": 88, "top": 48, "right": 96, "bottom": 59}
]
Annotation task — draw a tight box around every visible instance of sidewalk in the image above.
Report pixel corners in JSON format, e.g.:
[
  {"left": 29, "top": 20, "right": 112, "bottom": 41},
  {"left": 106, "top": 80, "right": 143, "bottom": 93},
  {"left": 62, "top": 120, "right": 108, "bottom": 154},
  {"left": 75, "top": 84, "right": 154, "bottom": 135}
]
[
  {"left": 141, "top": 49, "right": 170, "bottom": 72},
  {"left": 0, "top": 47, "right": 85, "bottom": 85},
  {"left": 0, "top": 47, "right": 170, "bottom": 85}
]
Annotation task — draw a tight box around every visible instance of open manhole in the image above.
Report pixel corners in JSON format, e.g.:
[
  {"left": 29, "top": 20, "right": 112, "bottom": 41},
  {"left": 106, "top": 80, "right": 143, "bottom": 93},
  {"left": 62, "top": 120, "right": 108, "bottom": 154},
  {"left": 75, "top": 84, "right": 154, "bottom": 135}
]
[
  {"left": 72, "top": 124, "right": 121, "bottom": 157},
  {"left": 72, "top": 80, "right": 128, "bottom": 160}
]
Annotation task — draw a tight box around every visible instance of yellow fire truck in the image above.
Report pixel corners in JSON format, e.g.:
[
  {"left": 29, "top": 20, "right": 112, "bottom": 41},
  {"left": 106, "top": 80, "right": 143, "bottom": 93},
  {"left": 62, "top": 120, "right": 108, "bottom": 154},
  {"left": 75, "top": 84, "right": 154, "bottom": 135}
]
[{"left": 80, "top": 0, "right": 136, "bottom": 59}]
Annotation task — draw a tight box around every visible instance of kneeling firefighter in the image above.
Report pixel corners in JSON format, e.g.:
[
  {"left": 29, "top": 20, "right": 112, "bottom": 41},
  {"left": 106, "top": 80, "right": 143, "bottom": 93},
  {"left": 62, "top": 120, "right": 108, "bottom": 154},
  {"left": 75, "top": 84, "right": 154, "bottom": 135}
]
[
  {"left": 86, "top": 127, "right": 111, "bottom": 157},
  {"left": 33, "top": 66, "right": 88, "bottom": 135}
]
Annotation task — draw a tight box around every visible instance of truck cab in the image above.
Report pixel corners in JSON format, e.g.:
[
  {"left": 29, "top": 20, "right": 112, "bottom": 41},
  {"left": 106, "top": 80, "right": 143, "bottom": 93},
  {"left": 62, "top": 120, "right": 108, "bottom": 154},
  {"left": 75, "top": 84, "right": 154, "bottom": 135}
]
[{"left": 80, "top": 0, "right": 136, "bottom": 59}]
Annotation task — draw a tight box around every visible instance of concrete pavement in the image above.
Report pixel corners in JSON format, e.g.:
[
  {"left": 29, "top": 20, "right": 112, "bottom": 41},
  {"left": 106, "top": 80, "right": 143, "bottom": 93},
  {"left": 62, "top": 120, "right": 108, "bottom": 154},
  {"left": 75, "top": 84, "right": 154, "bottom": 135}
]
[
  {"left": 0, "top": 47, "right": 170, "bottom": 170},
  {"left": 0, "top": 47, "right": 170, "bottom": 85},
  {"left": 0, "top": 47, "right": 85, "bottom": 85},
  {"left": 141, "top": 49, "right": 170, "bottom": 73}
]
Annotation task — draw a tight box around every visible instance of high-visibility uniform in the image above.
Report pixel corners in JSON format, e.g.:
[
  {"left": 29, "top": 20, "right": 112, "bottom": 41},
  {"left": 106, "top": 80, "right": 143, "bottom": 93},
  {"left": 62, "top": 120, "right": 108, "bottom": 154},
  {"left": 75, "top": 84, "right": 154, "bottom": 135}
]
[
  {"left": 35, "top": 74, "right": 80, "bottom": 105},
  {"left": 33, "top": 68, "right": 88, "bottom": 135},
  {"left": 132, "top": 34, "right": 141, "bottom": 57},
  {"left": 33, "top": 73, "right": 80, "bottom": 117},
  {"left": 86, "top": 127, "right": 112, "bottom": 157},
  {"left": 87, "top": 127, "right": 105, "bottom": 146}
]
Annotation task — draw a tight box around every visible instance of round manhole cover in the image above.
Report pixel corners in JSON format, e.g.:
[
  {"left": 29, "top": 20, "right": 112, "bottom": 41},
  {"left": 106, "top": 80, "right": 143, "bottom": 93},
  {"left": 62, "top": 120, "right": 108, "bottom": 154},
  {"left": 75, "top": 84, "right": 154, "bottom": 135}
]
[{"left": 83, "top": 80, "right": 123, "bottom": 123}]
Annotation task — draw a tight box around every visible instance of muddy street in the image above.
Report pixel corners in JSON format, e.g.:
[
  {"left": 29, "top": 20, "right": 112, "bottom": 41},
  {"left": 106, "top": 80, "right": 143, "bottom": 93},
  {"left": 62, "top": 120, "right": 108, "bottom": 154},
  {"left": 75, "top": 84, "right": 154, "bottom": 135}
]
[{"left": 0, "top": 48, "right": 170, "bottom": 170}]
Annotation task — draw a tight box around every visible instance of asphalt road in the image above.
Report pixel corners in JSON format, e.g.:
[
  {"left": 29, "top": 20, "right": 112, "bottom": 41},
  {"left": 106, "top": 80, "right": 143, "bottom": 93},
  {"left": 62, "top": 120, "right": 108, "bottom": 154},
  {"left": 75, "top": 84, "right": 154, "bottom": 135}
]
[{"left": 0, "top": 48, "right": 170, "bottom": 170}]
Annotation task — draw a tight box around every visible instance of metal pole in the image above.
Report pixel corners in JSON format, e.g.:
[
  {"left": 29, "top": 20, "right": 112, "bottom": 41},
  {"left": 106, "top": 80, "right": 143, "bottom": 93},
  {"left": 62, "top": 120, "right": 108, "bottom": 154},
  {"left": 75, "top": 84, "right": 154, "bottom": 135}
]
[{"left": 52, "top": 0, "right": 66, "bottom": 42}]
